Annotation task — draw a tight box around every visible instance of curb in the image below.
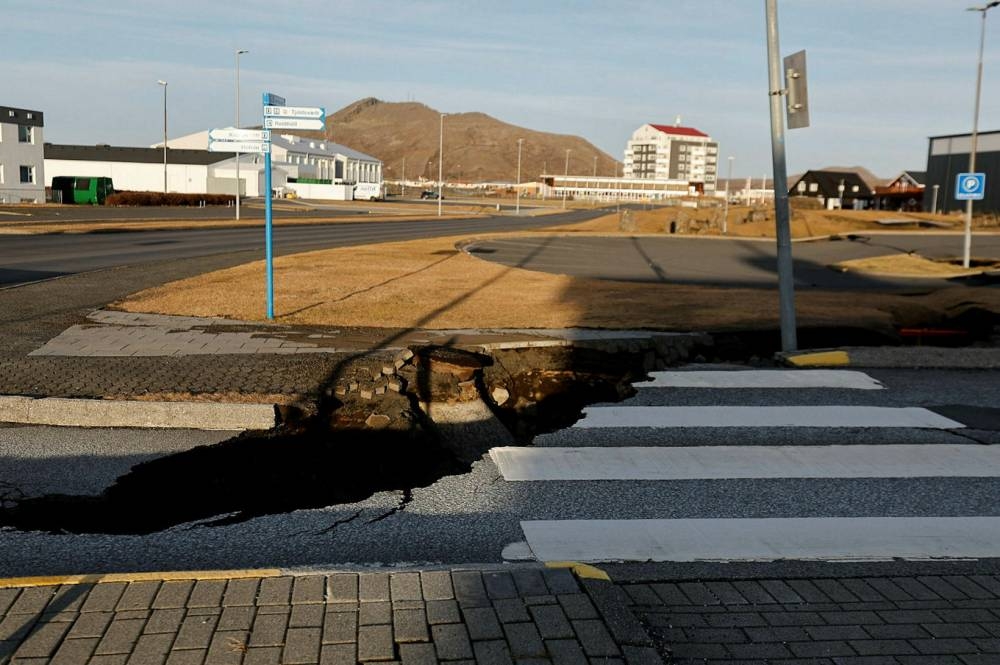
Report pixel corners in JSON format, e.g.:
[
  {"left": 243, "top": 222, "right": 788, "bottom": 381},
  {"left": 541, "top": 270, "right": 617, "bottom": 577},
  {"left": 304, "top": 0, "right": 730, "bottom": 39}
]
[
  {"left": 0, "top": 569, "right": 282, "bottom": 589},
  {"left": 781, "top": 350, "right": 851, "bottom": 367},
  {"left": 0, "top": 396, "right": 276, "bottom": 430}
]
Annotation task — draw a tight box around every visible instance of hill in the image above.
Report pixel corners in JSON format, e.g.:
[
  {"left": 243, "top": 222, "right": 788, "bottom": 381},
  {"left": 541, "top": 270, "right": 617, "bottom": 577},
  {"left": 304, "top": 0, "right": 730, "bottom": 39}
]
[{"left": 306, "top": 97, "right": 620, "bottom": 184}]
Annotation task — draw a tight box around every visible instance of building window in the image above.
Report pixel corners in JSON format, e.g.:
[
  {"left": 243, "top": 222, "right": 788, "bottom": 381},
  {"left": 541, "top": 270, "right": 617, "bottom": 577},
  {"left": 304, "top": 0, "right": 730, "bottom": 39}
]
[
  {"left": 19, "top": 165, "right": 34, "bottom": 184},
  {"left": 0, "top": 164, "right": 4, "bottom": 184},
  {"left": 808, "top": 183, "right": 818, "bottom": 193},
  {"left": 18, "top": 125, "right": 32, "bottom": 143},
  {"left": 851, "top": 185, "right": 859, "bottom": 193}
]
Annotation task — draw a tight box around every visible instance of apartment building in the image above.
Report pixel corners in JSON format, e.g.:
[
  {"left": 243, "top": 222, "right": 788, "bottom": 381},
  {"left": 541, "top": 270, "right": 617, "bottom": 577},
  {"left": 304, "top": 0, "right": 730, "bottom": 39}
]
[
  {"left": 0, "top": 105, "right": 45, "bottom": 203},
  {"left": 623, "top": 122, "right": 718, "bottom": 193}
]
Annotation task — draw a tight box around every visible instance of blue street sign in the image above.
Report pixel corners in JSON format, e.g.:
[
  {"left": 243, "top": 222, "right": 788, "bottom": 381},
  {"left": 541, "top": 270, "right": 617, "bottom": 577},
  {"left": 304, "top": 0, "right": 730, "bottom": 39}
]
[
  {"left": 263, "top": 92, "right": 285, "bottom": 107},
  {"left": 956, "top": 172, "right": 986, "bottom": 201}
]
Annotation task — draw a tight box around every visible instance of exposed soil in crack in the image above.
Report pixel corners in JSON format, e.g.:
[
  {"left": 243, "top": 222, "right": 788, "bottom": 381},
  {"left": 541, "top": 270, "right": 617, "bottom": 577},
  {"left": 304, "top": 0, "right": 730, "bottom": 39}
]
[{"left": 0, "top": 342, "right": 656, "bottom": 535}]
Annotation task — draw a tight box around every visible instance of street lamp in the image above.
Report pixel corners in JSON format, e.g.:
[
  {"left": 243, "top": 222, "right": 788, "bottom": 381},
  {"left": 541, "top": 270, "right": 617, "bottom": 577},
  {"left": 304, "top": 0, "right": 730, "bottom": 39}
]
[
  {"left": 932, "top": 184, "right": 940, "bottom": 214},
  {"left": 401, "top": 157, "right": 406, "bottom": 197},
  {"left": 723, "top": 156, "right": 734, "bottom": 234},
  {"left": 235, "top": 48, "right": 248, "bottom": 220},
  {"left": 438, "top": 113, "right": 446, "bottom": 217},
  {"left": 963, "top": 1, "right": 998, "bottom": 268},
  {"left": 593, "top": 155, "right": 598, "bottom": 177},
  {"left": 157, "top": 80, "right": 167, "bottom": 193},
  {"left": 562, "top": 148, "right": 571, "bottom": 209},
  {"left": 516, "top": 138, "right": 524, "bottom": 216}
]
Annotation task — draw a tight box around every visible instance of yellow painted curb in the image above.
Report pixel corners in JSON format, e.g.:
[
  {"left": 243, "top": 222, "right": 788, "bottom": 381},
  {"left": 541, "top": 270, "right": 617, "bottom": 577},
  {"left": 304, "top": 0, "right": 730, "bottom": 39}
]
[
  {"left": 545, "top": 561, "right": 611, "bottom": 581},
  {"left": 785, "top": 350, "right": 850, "bottom": 367},
  {"left": 0, "top": 569, "right": 282, "bottom": 589}
]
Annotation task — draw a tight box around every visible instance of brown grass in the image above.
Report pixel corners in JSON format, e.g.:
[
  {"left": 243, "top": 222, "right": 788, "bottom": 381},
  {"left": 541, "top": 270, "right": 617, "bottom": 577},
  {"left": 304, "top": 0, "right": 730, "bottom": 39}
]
[{"left": 117, "top": 209, "right": 1000, "bottom": 334}]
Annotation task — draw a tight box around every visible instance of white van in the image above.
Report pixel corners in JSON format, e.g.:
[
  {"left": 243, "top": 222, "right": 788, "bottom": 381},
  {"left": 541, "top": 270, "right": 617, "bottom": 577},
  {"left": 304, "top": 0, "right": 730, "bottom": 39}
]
[{"left": 353, "top": 182, "right": 384, "bottom": 201}]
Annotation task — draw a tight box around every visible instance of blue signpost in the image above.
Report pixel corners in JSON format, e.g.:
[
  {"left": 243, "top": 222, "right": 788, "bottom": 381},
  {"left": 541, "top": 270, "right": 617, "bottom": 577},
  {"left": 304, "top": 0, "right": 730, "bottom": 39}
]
[
  {"left": 258, "top": 92, "right": 325, "bottom": 320},
  {"left": 261, "top": 93, "right": 284, "bottom": 320}
]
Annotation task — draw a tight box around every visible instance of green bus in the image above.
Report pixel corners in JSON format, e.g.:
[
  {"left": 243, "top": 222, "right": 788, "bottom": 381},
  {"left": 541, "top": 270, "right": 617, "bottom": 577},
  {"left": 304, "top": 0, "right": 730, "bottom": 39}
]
[{"left": 51, "top": 176, "right": 115, "bottom": 204}]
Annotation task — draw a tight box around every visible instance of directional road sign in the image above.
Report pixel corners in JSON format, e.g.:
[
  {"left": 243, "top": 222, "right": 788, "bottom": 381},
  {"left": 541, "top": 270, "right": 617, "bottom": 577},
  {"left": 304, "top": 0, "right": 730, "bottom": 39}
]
[
  {"left": 209, "top": 128, "right": 270, "bottom": 142},
  {"left": 263, "top": 105, "right": 325, "bottom": 119},
  {"left": 208, "top": 140, "right": 270, "bottom": 154},
  {"left": 956, "top": 172, "right": 986, "bottom": 201},
  {"left": 264, "top": 117, "right": 325, "bottom": 130}
]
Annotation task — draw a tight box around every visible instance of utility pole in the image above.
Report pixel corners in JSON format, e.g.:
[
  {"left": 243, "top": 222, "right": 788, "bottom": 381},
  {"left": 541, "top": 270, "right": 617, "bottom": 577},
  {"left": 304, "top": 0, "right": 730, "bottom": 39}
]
[
  {"left": 765, "top": 0, "right": 798, "bottom": 352},
  {"left": 562, "top": 149, "right": 571, "bottom": 209},
  {"left": 516, "top": 138, "right": 524, "bottom": 216}
]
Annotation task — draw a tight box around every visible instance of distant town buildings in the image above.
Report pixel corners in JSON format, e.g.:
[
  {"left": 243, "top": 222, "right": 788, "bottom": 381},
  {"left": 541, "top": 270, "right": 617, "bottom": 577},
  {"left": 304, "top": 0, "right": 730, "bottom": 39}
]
[
  {"left": 789, "top": 171, "right": 875, "bottom": 210},
  {"left": 0, "top": 105, "right": 45, "bottom": 203},
  {"left": 623, "top": 122, "right": 719, "bottom": 193}
]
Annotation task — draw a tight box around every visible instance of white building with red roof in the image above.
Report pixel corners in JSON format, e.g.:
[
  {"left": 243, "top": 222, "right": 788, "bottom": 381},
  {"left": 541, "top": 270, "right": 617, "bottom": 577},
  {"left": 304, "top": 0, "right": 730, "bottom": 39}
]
[{"left": 623, "top": 121, "right": 719, "bottom": 193}]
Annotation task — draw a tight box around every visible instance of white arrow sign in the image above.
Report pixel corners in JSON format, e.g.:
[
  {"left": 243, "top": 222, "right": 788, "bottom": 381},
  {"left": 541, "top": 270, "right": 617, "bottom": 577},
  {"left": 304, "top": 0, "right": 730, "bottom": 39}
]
[
  {"left": 264, "top": 117, "right": 325, "bottom": 130},
  {"left": 208, "top": 140, "right": 271, "bottom": 154},
  {"left": 209, "top": 128, "right": 271, "bottom": 142},
  {"left": 264, "top": 105, "right": 325, "bottom": 119}
]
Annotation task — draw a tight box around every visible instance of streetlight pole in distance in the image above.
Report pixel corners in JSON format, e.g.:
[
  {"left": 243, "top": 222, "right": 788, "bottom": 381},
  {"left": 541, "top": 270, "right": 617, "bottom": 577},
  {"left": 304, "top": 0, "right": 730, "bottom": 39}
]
[
  {"left": 157, "top": 80, "right": 167, "bottom": 193},
  {"left": 932, "top": 184, "right": 940, "bottom": 214},
  {"left": 401, "top": 157, "right": 405, "bottom": 197},
  {"left": 593, "top": 155, "right": 597, "bottom": 177},
  {"left": 723, "top": 156, "right": 734, "bottom": 234},
  {"left": 438, "top": 113, "right": 446, "bottom": 217},
  {"left": 235, "top": 48, "right": 248, "bottom": 220},
  {"left": 563, "top": 148, "right": 571, "bottom": 209},
  {"left": 963, "top": 1, "right": 998, "bottom": 268},
  {"left": 516, "top": 138, "right": 524, "bottom": 216}
]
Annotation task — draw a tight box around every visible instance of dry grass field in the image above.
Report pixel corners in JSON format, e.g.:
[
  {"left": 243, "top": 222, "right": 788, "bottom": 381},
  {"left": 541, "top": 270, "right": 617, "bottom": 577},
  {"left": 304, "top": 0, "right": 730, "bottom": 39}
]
[{"left": 117, "top": 207, "right": 1000, "bottom": 334}]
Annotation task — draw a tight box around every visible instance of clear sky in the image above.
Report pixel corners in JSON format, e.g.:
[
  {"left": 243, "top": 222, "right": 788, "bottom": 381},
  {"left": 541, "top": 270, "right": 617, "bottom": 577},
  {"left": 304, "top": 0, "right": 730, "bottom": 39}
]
[{"left": 3, "top": 0, "right": 997, "bottom": 179}]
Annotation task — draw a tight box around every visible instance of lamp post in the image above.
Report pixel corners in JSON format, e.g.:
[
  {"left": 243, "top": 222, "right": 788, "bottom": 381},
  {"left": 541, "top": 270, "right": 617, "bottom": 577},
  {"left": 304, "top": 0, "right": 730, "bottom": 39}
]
[
  {"left": 593, "top": 155, "right": 598, "bottom": 177},
  {"left": 932, "top": 184, "right": 940, "bottom": 214},
  {"left": 963, "top": 1, "right": 998, "bottom": 268},
  {"left": 235, "top": 48, "right": 248, "bottom": 220},
  {"left": 562, "top": 149, "right": 571, "bottom": 209},
  {"left": 723, "top": 156, "right": 734, "bottom": 234},
  {"left": 438, "top": 113, "right": 446, "bottom": 217},
  {"left": 401, "top": 157, "right": 406, "bottom": 197},
  {"left": 156, "top": 80, "right": 167, "bottom": 193},
  {"left": 516, "top": 138, "right": 524, "bottom": 216}
]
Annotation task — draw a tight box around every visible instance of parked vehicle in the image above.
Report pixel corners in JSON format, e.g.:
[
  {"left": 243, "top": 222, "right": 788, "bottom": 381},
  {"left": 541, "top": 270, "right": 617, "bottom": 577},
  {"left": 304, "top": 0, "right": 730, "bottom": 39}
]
[
  {"left": 51, "top": 176, "right": 115, "bottom": 205},
  {"left": 353, "top": 182, "right": 385, "bottom": 201},
  {"left": 420, "top": 190, "right": 444, "bottom": 200}
]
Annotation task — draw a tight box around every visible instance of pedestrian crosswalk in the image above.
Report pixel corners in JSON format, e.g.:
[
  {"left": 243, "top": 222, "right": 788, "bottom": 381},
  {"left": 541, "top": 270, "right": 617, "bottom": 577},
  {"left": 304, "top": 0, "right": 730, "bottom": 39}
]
[{"left": 495, "top": 367, "right": 1000, "bottom": 563}]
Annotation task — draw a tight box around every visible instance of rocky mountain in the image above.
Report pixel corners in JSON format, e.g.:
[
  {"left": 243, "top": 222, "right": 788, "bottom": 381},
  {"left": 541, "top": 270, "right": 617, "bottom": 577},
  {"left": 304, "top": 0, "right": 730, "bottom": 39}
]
[{"left": 307, "top": 97, "right": 620, "bottom": 184}]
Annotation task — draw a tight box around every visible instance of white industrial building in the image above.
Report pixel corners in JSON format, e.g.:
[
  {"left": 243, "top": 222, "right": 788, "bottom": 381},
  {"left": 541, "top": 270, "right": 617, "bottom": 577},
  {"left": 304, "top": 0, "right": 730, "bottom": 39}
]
[
  {"left": 623, "top": 122, "right": 719, "bottom": 193},
  {"left": 159, "top": 131, "right": 384, "bottom": 200},
  {"left": 541, "top": 175, "right": 694, "bottom": 201},
  {"left": 0, "top": 105, "right": 45, "bottom": 203},
  {"left": 43, "top": 132, "right": 384, "bottom": 201}
]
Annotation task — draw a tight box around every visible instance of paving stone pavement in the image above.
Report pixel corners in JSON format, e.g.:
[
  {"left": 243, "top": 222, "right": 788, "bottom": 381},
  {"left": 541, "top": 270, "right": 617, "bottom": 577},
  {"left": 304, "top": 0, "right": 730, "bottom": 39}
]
[
  {"left": 0, "top": 568, "right": 662, "bottom": 665},
  {"left": 627, "top": 573, "right": 1000, "bottom": 664}
]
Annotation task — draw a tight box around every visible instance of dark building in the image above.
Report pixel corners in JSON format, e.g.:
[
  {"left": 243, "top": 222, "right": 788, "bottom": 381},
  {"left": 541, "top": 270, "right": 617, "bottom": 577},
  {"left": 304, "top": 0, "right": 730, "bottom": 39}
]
[
  {"left": 788, "top": 170, "right": 875, "bottom": 209},
  {"left": 923, "top": 130, "right": 1000, "bottom": 214}
]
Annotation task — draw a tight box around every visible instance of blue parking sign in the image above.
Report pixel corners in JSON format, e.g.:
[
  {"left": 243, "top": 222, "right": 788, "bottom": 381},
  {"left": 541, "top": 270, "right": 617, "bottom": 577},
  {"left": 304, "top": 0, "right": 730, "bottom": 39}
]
[{"left": 956, "top": 172, "right": 986, "bottom": 200}]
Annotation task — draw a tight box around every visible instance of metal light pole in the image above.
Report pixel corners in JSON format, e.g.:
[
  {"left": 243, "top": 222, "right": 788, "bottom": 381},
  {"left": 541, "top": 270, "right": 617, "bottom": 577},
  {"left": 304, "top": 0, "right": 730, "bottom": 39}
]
[
  {"left": 562, "top": 149, "right": 571, "bottom": 209},
  {"left": 157, "top": 80, "right": 167, "bottom": 193},
  {"left": 235, "top": 49, "right": 248, "bottom": 220},
  {"left": 963, "top": 1, "right": 998, "bottom": 268},
  {"left": 401, "top": 157, "right": 406, "bottom": 197},
  {"left": 593, "top": 155, "right": 598, "bottom": 177},
  {"left": 765, "top": 0, "right": 798, "bottom": 353},
  {"left": 438, "top": 113, "right": 445, "bottom": 217},
  {"left": 932, "top": 184, "right": 940, "bottom": 214},
  {"left": 723, "top": 156, "right": 734, "bottom": 234},
  {"left": 516, "top": 138, "right": 524, "bottom": 216}
]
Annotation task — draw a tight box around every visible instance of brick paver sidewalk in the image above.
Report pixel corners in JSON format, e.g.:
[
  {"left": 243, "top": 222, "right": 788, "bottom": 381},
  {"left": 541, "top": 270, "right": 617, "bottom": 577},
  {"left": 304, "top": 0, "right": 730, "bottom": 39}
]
[
  {"left": 0, "top": 567, "right": 661, "bottom": 665},
  {"left": 627, "top": 573, "right": 1000, "bottom": 664}
]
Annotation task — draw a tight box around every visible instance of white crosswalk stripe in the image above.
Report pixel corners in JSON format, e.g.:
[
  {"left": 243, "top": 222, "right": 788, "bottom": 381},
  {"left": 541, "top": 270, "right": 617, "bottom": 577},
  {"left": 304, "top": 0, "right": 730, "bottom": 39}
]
[{"left": 499, "top": 368, "right": 996, "bottom": 563}]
